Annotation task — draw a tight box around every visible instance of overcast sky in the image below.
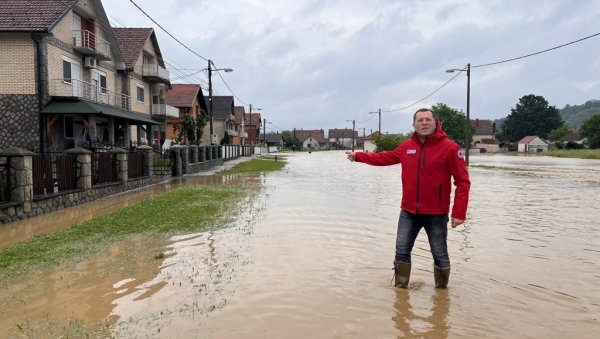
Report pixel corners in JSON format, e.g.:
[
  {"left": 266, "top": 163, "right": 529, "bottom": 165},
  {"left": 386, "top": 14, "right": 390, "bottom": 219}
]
[{"left": 102, "top": 0, "right": 600, "bottom": 135}]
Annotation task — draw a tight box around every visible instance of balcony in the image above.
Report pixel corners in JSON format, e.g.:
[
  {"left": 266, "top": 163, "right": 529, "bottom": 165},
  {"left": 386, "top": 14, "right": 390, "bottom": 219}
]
[
  {"left": 50, "top": 78, "right": 130, "bottom": 110},
  {"left": 72, "top": 30, "right": 111, "bottom": 60},
  {"left": 151, "top": 104, "right": 179, "bottom": 118},
  {"left": 142, "top": 64, "right": 170, "bottom": 84}
]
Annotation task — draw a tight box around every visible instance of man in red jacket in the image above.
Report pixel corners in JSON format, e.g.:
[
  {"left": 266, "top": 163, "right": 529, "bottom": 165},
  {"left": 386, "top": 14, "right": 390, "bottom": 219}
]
[{"left": 346, "top": 108, "right": 470, "bottom": 288}]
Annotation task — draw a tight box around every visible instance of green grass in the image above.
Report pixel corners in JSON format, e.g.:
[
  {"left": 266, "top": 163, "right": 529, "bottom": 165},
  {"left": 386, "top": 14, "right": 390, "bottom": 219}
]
[
  {"left": 0, "top": 184, "right": 253, "bottom": 281},
  {"left": 220, "top": 157, "right": 286, "bottom": 175},
  {"left": 545, "top": 149, "right": 600, "bottom": 159}
]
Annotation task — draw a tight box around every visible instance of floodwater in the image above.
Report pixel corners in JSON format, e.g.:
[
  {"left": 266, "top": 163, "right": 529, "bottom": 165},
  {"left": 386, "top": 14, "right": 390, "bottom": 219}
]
[{"left": 1, "top": 152, "right": 600, "bottom": 338}]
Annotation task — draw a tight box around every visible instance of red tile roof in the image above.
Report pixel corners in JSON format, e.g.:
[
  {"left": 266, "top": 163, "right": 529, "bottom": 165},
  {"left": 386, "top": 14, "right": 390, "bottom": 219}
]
[
  {"left": 166, "top": 84, "right": 200, "bottom": 108},
  {"left": 0, "top": 0, "right": 75, "bottom": 31},
  {"left": 112, "top": 27, "right": 153, "bottom": 69},
  {"left": 244, "top": 112, "right": 261, "bottom": 126},
  {"left": 234, "top": 106, "right": 245, "bottom": 124},
  {"left": 294, "top": 129, "right": 328, "bottom": 143},
  {"left": 518, "top": 136, "right": 537, "bottom": 144}
]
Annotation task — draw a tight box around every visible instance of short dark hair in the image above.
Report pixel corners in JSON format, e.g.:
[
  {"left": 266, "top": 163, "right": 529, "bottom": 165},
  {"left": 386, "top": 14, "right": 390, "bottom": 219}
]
[{"left": 413, "top": 108, "right": 438, "bottom": 122}]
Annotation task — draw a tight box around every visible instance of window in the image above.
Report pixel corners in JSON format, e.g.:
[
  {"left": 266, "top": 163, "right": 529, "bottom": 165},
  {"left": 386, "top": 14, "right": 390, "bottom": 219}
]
[
  {"left": 136, "top": 84, "right": 145, "bottom": 102},
  {"left": 64, "top": 116, "right": 74, "bottom": 138},
  {"left": 100, "top": 74, "right": 107, "bottom": 94},
  {"left": 63, "top": 60, "right": 72, "bottom": 83}
]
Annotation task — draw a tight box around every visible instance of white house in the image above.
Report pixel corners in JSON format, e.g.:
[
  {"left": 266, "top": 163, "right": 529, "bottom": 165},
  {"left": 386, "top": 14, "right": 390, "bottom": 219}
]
[{"left": 518, "top": 136, "right": 548, "bottom": 153}]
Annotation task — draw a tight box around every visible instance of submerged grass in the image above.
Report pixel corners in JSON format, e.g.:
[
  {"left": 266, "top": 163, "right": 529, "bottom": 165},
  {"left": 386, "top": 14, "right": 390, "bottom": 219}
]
[
  {"left": 0, "top": 184, "right": 253, "bottom": 282},
  {"left": 220, "top": 156, "right": 286, "bottom": 175},
  {"left": 545, "top": 149, "right": 600, "bottom": 159}
]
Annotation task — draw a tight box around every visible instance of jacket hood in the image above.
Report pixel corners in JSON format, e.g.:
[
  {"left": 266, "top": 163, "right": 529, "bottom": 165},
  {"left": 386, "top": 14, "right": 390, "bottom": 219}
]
[{"left": 411, "top": 119, "right": 448, "bottom": 143}]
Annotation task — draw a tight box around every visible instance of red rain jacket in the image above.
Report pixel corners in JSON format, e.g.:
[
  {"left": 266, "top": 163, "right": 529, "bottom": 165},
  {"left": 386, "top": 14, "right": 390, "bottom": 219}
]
[{"left": 355, "top": 122, "right": 470, "bottom": 220}]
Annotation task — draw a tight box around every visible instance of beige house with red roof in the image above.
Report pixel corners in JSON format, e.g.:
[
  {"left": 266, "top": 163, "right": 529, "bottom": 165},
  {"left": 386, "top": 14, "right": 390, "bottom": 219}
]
[
  {"left": 518, "top": 136, "right": 548, "bottom": 153},
  {"left": 165, "top": 84, "right": 209, "bottom": 145},
  {"left": 471, "top": 119, "right": 500, "bottom": 153},
  {"left": 329, "top": 128, "right": 358, "bottom": 150},
  {"left": 233, "top": 106, "right": 246, "bottom": 146},
  {"left": 294, "top": 129, "right": 328, "bottom": 150},
  {"left": 0, "top": 0, "right": 168, "bottom": 152}
]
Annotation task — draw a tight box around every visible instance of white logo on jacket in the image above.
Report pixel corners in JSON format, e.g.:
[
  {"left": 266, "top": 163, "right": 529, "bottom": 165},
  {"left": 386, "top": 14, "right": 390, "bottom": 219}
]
[
  {"left": 458, "top": 150, "right": 465, "bottom": 158},
  {"left": 406, "top": 149, "right": 417, "bottom": 155}
]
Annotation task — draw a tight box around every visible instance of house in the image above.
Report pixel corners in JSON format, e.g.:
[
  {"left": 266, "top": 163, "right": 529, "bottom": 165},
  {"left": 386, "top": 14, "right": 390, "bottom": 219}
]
[
  {"left": 205, "top": 96, "right": 236, "bottom": 145},
  {"left": 293, "top": 129, "right": 328, "bottom": 150},
  {"left": 471, "top": 119, "right": 500, "bottom": 153},
  {"left": 112, "top": 27, "right": 174, "bottom": 147},
  {"left": 233, "top": 106, "right": 246, "bottom": 146},
  {"left": 559, "top": 132, "right": 583, "bottom": 144},
  {"left": 0, "top": 0, "right": 165, "bottom": 152},
  {"left": 265, "top": 132, "right": 283, "bottom": 151},
  {"left": 164, "top": 83, "right": 208, "bottom": 145},
  {"left": 518, "top": 136, "right": 548, "bottom": 153},
  {"left": 244, "top": 111, "right": 262, "bottom": 146},
  {"left": 329, "top": 128, "right": 358, "bottom": 150},
  {"left": 361, "top": 131, "right": 382, "bottom": 152}
]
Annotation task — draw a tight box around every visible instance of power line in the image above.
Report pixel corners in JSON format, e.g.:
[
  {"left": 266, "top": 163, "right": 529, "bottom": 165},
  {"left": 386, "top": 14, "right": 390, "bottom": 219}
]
[
  {"left": 129, "top": 0, "right": 208, "bottom": 62},
  {"left": 473, "top": 31, "right": 600, "bottom": 68}
]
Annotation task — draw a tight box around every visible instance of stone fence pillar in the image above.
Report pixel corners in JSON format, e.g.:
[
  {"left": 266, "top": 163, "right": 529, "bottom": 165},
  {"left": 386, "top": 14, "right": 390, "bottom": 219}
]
[
  {"left": 181, "top": 145, "right": 189, "bottom": 175},
  {"left": 110, "top": 147, "right": 129, "bottom": 183},
  {"left": 65, "top": 147, "right": 92, "bottom": 190},
  {"left": 171, "top": 145, "right": 182, "bottom": 176},
  {"left": 199, "top": 146, "right": 206, "bottom": 162},
  {"left": 190, "top": 145, "right": 198, "bottom": 163},
  {"left": 0, "top": 147, "right": 34, "bottom": 210},
  {"left": 137, "top": 145, "right": 153, "bottom": 177}
]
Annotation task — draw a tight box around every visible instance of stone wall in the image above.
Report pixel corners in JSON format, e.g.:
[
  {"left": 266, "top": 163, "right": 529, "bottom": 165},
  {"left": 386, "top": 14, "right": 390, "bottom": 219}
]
[{"left": 0, "top": 94, "right": 40, "bottom": 152}]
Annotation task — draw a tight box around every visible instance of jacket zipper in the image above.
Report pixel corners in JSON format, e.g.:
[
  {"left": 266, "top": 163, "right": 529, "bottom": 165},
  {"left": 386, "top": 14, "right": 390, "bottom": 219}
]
[
  {"left": 438, "top": 185, "right": 442, "bottom": 204},
  {"left": 416, "top": 142, "right": 425, "bottom": 214}
]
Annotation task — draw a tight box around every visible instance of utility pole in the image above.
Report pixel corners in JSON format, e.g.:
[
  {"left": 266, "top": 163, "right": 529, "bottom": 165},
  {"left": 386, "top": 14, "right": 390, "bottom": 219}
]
[
  {"left": 369, "top": 108, "right": 381, "bottom": 135},
  {"left": 208, "top": 59, "right": 214, "bottom": 145},
  {"left": 362, "top": 127, "right": 365, "bottom": 151},
  {"left": 263, "top": 118, "right": 266, "bottom": 147},
  {"left": 347, "top": 119, "right": 355, "bottom": 152}
]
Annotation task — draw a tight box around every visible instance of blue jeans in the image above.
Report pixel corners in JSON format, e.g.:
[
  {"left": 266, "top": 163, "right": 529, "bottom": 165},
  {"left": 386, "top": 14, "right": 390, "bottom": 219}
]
[{"left": 395, "top": 210, "right": 450, "bottom": 268}]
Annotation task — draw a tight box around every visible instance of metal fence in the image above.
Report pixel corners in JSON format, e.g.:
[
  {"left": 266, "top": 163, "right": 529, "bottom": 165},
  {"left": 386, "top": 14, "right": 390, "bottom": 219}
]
[
  {"left": 152, "top": 149, "right": 173, "bottom": 176},
  {"left": 128, "top": 152, "right": 144, "bottom": 178},
  {"left": 32, "top": 153, "right": 78, "bottom": 196},
  {"left": 92, "top": 153, "right": 117, "bottom": 185}
]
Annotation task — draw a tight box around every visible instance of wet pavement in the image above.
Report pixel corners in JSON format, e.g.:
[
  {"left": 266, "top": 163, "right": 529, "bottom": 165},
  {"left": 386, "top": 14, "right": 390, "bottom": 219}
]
[{"left": 1, "top": 152, "right": 599, "bottom": 338}]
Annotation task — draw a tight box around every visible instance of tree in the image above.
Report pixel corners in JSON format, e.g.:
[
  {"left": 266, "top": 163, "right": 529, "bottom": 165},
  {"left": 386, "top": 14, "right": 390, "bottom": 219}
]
[
  {"left": 181, "top": 114, "right": 196, "bottom": 144},
  {"left": 580, "top": 113, "right": 600, "bottom": 148},
  {"left": 502, "top": 95, "right": 563, "bottom": 142},
  {"left": 431, "top": 103, "right": 474, "bottom": 147},
  {"left": 373, "top": 133, "right": 410, "bottom": 152},
  {"left": 195, "top": 109, "right": 209, "bottom": 144},
  {"left": 547, "top": 124, "right": 573, "bottom": 142},
  {"left": 282, "top": 131, "right": 301, "bottom": 149}
]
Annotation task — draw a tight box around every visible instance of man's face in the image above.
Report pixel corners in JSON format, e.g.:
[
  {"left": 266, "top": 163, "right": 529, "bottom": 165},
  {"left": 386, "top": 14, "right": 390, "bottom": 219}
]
[{"left": 413, "top": 111, "right": 436, "bottom": 138}]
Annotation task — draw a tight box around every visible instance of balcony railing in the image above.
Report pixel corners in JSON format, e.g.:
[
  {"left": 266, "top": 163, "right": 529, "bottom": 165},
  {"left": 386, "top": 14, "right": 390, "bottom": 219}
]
[
  {"left": 72, "top": 30, "right": 111, "bottom": 59},
  {"left": 50, "top": 79, "right": 131, "bottom": 110},
  {"left": 151, "top": 104, "right": 179, "bottom": 118},
  {"left": 142, "top": 64, "right": 170, "bottom": 83}
]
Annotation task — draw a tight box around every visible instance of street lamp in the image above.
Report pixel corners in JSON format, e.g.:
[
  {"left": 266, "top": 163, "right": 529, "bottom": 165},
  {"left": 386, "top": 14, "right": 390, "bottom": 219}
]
[
  {"left": 369, "top": 108, "right": 381, "bottom": 136},
  {"left": 208, "top": 59, "right": 233, "bottom": 145},
  {"left": 446, "top": 63, "right": 471, "bottom": 166},
  {"left": 248, "top": 104, "right": 261, "bottom": 146}
]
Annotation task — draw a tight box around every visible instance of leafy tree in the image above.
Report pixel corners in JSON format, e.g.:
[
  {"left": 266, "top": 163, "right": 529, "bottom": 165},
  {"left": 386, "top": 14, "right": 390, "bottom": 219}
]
[
  {"left": 195, "top": 109, "right": 209, "bottom": 144},
  {"left": 431, "top": 103, "right": 474, "bottom": 147},
  {"left": 580, "top": 113, "right": 600, "bottom": 148},
  {"left": 547, "top": 124, "right": 573, "bottom": 141},
  {"left": 282, "top": 131, "right": 301, "bottom": 149},
  {"left": 182, "top": 114, "right": 196, "bottom": 144},
  {"left": 373, "top": 133, "right": 411, "bottom": 152},
  {"left": 502, "top": 95, "right": 563, "bottom": 142}
]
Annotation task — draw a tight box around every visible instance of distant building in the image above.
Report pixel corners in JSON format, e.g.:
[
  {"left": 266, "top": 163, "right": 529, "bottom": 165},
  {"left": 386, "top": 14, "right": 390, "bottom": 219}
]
[
  {"left": 362, "top": 131, "right": 382, "bottom": 152},
  {"left": 518, "top": 136, "right": 548, "bottom": 153},
  {"left": 471, "top": 119, "right": 500, "bottom": 153},
  {"left": 294, "top": 129, "right": 328, "bottom": 150},
  {"left": 328, "top": 128, "right": 358, "bottom": 150}
]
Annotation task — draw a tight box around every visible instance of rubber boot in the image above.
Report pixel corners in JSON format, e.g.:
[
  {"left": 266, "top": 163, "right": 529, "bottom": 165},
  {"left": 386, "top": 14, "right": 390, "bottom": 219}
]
[
  {"left": 393, "top": 261, "right": 411, "bottom": 288},
  {"left": 434, "top": 266, "right": 450, "bottom": 288}
]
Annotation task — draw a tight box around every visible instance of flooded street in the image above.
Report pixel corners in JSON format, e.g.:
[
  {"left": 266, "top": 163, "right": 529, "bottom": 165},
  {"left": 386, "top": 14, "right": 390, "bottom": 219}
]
[{"left": 2, "top": 152, "right": 600, "bottom": 338}]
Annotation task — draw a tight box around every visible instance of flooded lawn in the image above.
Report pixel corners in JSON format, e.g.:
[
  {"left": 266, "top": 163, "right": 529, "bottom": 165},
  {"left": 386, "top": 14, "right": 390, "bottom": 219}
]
[{"left": 1, "top": 152, "right": 599, "bottom": 338}]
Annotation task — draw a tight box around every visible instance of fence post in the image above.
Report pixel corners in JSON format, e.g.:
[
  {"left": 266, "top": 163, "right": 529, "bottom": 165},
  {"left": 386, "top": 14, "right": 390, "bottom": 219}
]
[
  {"left": 218, "top": 146, "right": 223, "bottom": 159},
  {"left": 0, "top": 147, "right": 34, "bottom": 210},
  {"left": 190, "top": 145, "right": 198, "bottom": 163},
  {"left": 181, "top": 145, "right": 189, "bottom": 174},
  {"left": 137, "top": 145, "right": 153, "bottom": 177},
  {"left": 110, "top": 147, "right": 129, "bottom": 183},
  {"left": 171, "top": 145, "right": 182, "bottom": 176},
  {"left": 65, "top": 147, "right": 92, "bottom": 190},
  {"left": 199, "top": 146, "right": 206, "bottom": 162}
]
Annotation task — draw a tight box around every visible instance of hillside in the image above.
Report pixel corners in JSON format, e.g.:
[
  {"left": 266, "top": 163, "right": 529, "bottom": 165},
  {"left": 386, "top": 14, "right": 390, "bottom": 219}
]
[{"left": 560, "top": 100, "right": 600, "bottom": 130}]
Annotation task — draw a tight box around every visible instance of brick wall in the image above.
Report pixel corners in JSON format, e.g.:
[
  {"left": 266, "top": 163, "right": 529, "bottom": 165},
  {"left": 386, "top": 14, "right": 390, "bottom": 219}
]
[{"left": 0, "top": 35, "right": 36, "bottom": 94}]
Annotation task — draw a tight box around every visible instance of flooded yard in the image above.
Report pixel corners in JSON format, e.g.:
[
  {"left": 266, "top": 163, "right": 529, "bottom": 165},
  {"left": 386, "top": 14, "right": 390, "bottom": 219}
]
[{"left": 1, "top": 152, "right": 599, "bottom": 338}]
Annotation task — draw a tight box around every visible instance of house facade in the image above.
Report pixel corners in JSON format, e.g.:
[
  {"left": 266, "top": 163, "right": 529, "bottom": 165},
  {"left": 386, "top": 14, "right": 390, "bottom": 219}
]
[
  {"left": 329, "top": 128, "right": 358, "bottom": 150},
  {"left": 206, "top": 96, "right": 236, "bottom": 145},
  {"left": 164, "top": 83, "right": 208, "bottom": 145},
  {"left": 294, "top": 129, "right": 328, "bottom": 150},
  {"left": 245, "top": 111, "right": 262, "bottom": 146},
  {"left": 518, "top": 136, "right": 548, "bottom": 153},
  {"left": 0, "top": 0, "right": 169, "bottom": 152},
  {"left": 471, "top": 119, "right": 500, "bottom": 153},
  {"left": 362, "top": 131, "right": 382, "bottom": 152}
]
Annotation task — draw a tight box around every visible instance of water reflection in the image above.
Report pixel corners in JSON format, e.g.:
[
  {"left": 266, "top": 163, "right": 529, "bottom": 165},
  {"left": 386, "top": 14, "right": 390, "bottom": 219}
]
[{"left": 393, "top": 290, "right": 450, "bottom": 338}]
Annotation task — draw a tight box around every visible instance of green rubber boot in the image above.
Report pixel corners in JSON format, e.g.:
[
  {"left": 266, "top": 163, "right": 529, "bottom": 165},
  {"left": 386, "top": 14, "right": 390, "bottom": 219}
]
[
  {"left": 393, "top": 261, "right": 411, "bottom": 288},
  {"left": 434, "top": 266, "right": 450, "bottom": 288}
]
